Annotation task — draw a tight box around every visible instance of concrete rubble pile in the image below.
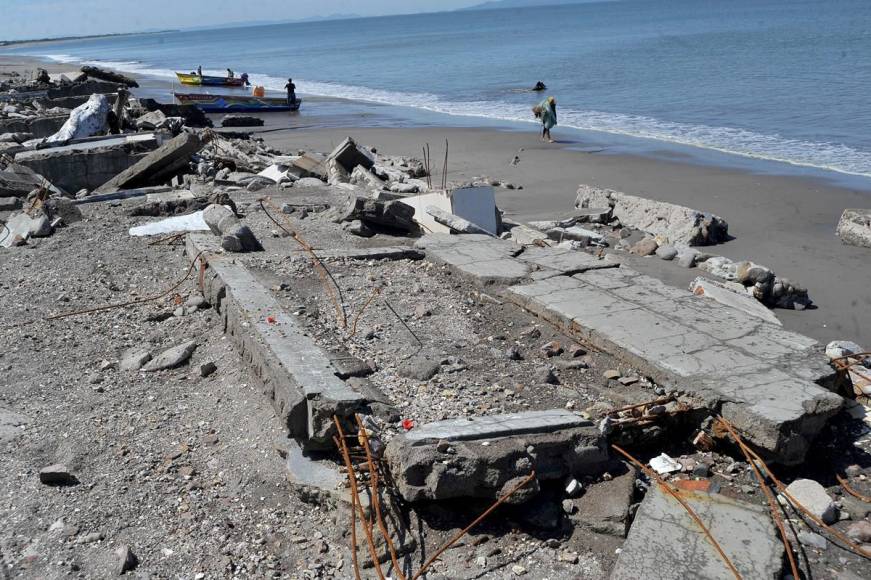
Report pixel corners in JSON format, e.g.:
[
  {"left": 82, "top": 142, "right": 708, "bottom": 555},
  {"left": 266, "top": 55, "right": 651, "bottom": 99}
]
[{"left": 2, "top": 66, "right": 869, "bottom": 578}]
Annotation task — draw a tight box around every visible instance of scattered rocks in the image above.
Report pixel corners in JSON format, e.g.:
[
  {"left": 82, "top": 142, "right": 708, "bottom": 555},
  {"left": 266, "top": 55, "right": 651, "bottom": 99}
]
[
  {"left": 114, "top": 545, "right": 138, "bottom": 574},
  {"left": 199, "top": 362, "right": 217, "bottom": 377},
  {"left": 845, "top": 521, "right": 871, "bottom": 543},
  {"left": 782, "top": 479, "right": 837, "bottom": 524},
  {"left": 39, "top": 463, "right": 77, "bottom": 486},
  {"left": 535, "top": 366, "right": 559, "bottom": 385},
  {"left": 630, "top": 237, "right": 658, "bottom": 256},
  {"left": 539, "top": 340, "right": 563, "bottom": 357},
  {"left": 141, "top": 340, "right": 197, "bottom": 372}
]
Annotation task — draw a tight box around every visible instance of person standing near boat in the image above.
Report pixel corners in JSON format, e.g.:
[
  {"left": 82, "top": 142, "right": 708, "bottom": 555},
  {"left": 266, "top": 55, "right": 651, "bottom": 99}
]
[
  {"left": 197, "top": 65, "right": 202, "bottom": 78},
  {"left": 285, "top": 78, "right": 297, "bottom": 105},
  {"left": 537, "top": 95, "right": 557, "bottom": 142},
  {"left": 226, "top": 68, "right": 234, "bottom": 79}
]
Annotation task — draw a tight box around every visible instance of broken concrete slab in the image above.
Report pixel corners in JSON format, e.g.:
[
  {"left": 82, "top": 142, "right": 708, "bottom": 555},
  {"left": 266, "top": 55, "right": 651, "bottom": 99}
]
[
  {"left": 0, "top": 163, "right": 62, "bottom": 197},
  {"left": 400, "top": 186, "right": 498, "bottom": 235},
  {"left": 128, "top": 211, "right": 210, "bottom": 237},
  {"left": 334, "top": 193, "right": 417, "bottom": 233},
  {"left": 46, "top": 80, "right": 120, "bottom": 99},
  {"left": 576, "top": 184, "right": 728, "bottom": 246},
  {"left": 16, "top": 142, "right": 150, "bottom": 193},
  {"left": 507, "top": 266, "right": 841, "bottom": 464},
  {"left": 316, "top": 246, "right": 424, "bottom": 261},
  {"left": 611, "top": 486, "right": 783, "bottom": 580},
  {"left": 416, "top": 233, "right": 530, "bottom": 285},
  {"left": 0, "top": 114, "right": 69, "bottom": 139},
  {"left": 1, "top": 211, "right": 52, "bottom": 248},
  {"left": 186, "top": 233, "right": 368, "bottom": 449},
  {"left": 0, "top": 196, "right": 22, "bottom": 211},
  {"left": 570, "top": 466, "right": 635, "bottom": 537},
  {"left": 690, "top": 276, "right": 782, "bottom": 326},
  {"left": 384, "top": 410, "right": 607, "bottom": 502},
  {"left": 425, "top": 205, "right": 492, "bottom": 235},
  {"left": 93, "top": 131, "right": 204, "bottom": 194},
  {"left": 327, "top": 137, "right": 374, "bottom": 173},
  {"left": 836, "top": 209, "right": 871, "bottom": 248},
  {"left": 519, "top": 245, "right": 618, "bottom": 279}
]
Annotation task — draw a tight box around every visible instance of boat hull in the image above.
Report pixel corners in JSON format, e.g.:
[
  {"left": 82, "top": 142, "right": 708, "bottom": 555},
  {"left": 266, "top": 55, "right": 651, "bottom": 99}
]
[
  {"left": 174, "top": 92, "right": 301, "bottom": 113},
  {"left": 176, "top": 73, "right": 245, "bottom": 87}
]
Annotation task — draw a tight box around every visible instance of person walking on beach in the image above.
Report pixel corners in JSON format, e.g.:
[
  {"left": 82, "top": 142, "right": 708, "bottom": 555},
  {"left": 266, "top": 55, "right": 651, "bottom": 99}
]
[
  {"left": 285, "top": 78, "right": 297, "bottom": 105},
  {"left": 538, "top": 96, "right": 557, "bottom": 142}
]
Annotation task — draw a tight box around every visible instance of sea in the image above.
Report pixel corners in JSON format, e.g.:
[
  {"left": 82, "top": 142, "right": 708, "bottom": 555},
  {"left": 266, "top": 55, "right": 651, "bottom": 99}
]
[{"left": 5, "top": 0, "right": 871, "bottom": 181}]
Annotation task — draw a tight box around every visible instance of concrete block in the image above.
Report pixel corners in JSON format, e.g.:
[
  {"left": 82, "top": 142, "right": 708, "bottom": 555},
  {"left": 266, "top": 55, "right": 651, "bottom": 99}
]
[
  {"left": 16, "top": 143, "right": 148, "bottom": 193},
  {"left": 416, "top": 233, "right": 530, "bottom": 285},
  {"left": 571, "top": 466, "right": 635, "bottom": 537},
  {"left": 384, "top": 410, "right": 607, "bottom": 502},
  {"left": 327, "top": 137, "right": 374, "bottom": 173},
  {"left": 186, "top": 234, "right": 367, "bottom": 448},
  {"left": 611, "top": 486, "right": 783, "bottom": 580},
  {"left": 94, "top": 131, "right": 203, "bottom": 194},
  {"left": 836, "top": 208, "right": 871, "bottom": 248},
  {"left": 690, "top": 276, "right": 781, "bottom": 326}
]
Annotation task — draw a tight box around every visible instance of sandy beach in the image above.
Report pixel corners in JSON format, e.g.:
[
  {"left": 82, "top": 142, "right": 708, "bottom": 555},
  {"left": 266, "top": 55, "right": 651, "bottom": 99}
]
[{"left": 3, "top": 53, "right": 870, "bottom": 346}]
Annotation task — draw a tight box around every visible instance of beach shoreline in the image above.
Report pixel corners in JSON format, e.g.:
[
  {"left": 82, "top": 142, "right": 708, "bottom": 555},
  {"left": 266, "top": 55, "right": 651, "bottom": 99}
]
[{"left": 3, "top": 53, "right": 870, "bottom": 346}]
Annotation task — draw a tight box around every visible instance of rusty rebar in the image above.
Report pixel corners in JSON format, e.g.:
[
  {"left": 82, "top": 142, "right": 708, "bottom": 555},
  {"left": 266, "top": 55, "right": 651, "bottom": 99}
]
[
  {"left": 259, "top": 198, "right": 347, "bottom": 328},
  {"left": 355, "top": 414, "right": 406, "bottom": 580},
  {"left": 349, "top": 286, "right": 381, "bottom": 338},
  {"left": 34, "top": 250, "right": 204, "bottom": 324},
  {"left": 333, "top": 418, "right": 387, "bottom": 580},
  {"left": 716, "top": 418, "right": 800, "bottom": 579},
  {"left": 837, "top": 474, "right": 871, "bottom": 503},
  {"left": 611, "top": 444, "right": 742, "bottom": 580},
  {"left": 410, "top": 471, "right": 536, "bottom": 580},
  {"left": 716, "top": 420, "right": 870, "bottom": 560}
]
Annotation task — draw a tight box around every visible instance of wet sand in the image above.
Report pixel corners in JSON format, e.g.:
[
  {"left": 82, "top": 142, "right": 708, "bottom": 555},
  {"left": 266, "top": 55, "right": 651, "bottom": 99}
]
[{"left": 3, "top": 54, "right": 870, "bottom": 347}]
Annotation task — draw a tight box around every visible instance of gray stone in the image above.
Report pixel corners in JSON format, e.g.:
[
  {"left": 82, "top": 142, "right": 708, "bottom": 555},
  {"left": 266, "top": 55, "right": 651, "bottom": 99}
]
[
  {"left": 576, "top": 185, "right": 728, "bottom": 246},
  {"left": 294, "top": 177, "right": 326, "bottom": 188},
  {"left": 385, "top": 410, "right": 607, "bottom": 502},
  {"left": 342, "top": 219, "right": 374, "bottom": 238},
  {"left": 836, "top": 209, "right": 871, "bottom": 248},
  {"left": 136, "top": 110, "right": 168, "bottom": 130},
  {"left": 199, "top": 362, "right": 217, "bottom": 377},
  {"left": 114, "top": 545, "right": 138, "bottom": 575},
  {"left": 845, "top": 520, "right": 871, "bottom": 543},
  {"left": 0, "top": 408, "right": 29, "bottom": 443},
  {"left": 797, "top": 531, "right": 828, "bottom": 550},
  {"left": 398, "top": 356, "right": 441, "bottom": 381},
  {"left": 630, "top": 237, "right": 658, "bottom": 256},
  {"left": 611, "top": 486, "right": 783, "bottom": 580},
  {"left": 534, "top": 366, "right": 559, "bottom": 385},
  {"left": 202, "top": 203, "right": 262, "bottom": 252},
  {"left": 655, "top": 245, "right": 678, "bottom": 260},
  {"left": 44, "top": 197, "right": 83, "bottom": 225},
  {"left": 141, "top": 340, "right": 197, "bottom": 372},
  {"left": 120, "top": 349, "right": 151, "bottom": 371},
  {"left": 220, "top": 114, "right": 264, "bottom": 128},
  {"left": 39, "top": 464, "right": 77, "bottom": 486},
  {"left": 782, "top": 479, "right": 837, "bottom": 524},
  {"left": 571, "top": 467, "right": 635, "bottom": 537},
  {"left": 839, "top": 494, "right": 871, "bottom": 520}
]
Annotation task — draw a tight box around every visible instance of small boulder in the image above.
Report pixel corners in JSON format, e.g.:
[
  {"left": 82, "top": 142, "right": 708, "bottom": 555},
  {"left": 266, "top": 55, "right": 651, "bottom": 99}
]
[
  {"left": 398, "top": 356, "right": 440, "bottom": 381},
  {"left": 783, "top": 479, "right": 837, "bottom": 524},
  {"left": 114, "top": 545, "right": 138, "bottom": 575},
  {"left": 142, "top": 341, "right": 197, "bottom": 372},
  {"left": 630, "top": 237, "right": 658, "bottom": 256},
  {"left": 845, "top": 520, "right": 871, "bottom": 543},
  {"left": 39, "top": 464, "right": 77, "bottom": 486}
]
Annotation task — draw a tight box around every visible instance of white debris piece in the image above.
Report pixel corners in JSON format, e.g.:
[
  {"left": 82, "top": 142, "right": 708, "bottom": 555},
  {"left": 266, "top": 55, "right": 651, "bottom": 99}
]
[
  {"left": 129, "top": 211, "right": 209, "bottom": 236},
  {"left": 649, "top": 453, "right": 682, "bottom": 475},
  {"left": 46, "top": 94, "right": 110, "bottom": 143}
]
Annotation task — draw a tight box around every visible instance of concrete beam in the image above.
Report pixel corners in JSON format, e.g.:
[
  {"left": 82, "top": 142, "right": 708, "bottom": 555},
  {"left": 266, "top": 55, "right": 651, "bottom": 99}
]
[{"left": 186, "top": 233, "right": 368, "bottom": 449}]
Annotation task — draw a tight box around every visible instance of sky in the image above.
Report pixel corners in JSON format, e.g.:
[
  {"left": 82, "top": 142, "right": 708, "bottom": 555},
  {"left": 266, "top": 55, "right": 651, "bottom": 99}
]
[{"left": 0, "top": 0, "right": 481, "bottom": 41}]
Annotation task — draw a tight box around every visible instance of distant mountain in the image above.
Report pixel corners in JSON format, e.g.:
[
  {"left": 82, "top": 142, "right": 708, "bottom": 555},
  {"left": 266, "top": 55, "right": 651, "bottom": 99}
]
[{"left": 462, "top": 0, "right": 612, "bottom": 11}]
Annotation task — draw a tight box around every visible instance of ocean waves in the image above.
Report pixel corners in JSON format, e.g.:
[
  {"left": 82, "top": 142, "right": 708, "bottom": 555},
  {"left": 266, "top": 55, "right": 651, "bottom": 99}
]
[{"left": 41, "top": 53, "right": 871, "bottom": 178}]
